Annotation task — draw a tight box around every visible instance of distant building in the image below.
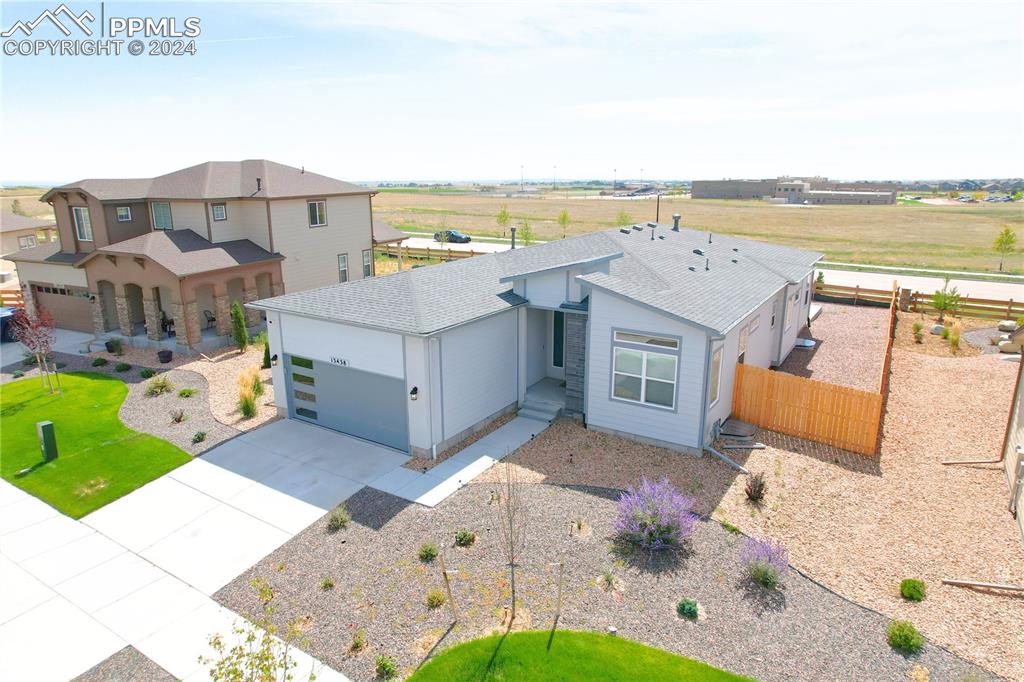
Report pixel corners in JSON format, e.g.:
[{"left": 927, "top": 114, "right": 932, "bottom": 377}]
[{"left": 692, "top": 177, "right": 896, "bottom": 205}]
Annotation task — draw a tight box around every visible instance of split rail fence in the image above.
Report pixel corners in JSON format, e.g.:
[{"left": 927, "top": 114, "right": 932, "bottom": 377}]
[
  {"left": 0, "top": 290, "right": 24, "bottom": 308},
  {"left": 732, "top": 281, "right": 898, "bottom": 456}
]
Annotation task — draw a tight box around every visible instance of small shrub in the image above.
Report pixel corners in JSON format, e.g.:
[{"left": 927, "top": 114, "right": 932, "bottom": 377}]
[
  {"left": 262, "top": 340, "right": 271, "bottom": 369},
  {"left": 145, "top": 375, "right": 175, "bottom": 396},
  {"left": 139, "top": 368, "right": 156, "bottom": 379},
  {"left": 105, "top": 338, "right": 123, "bottom": 355},
  {"left": 900, "top": 578, "right": 926, "bottom": 602},
  {"left": 327, "top": 504, "right": 351, "bottom": 532},
  {"left": 238, "top": 387, "right": 257, "bottom": 419},
  {"left": 600, "top": 569, "right": 615, "bottom": 590},
  {"left": 350, "top": 629, "right": 367, "bottom": 652},
  {"left": 676, "top": 598, "right": 699, "bottom": 620},
  {"left": 170, "top": 409, "right": 187, "bottom": 424},
  {"left": 191, "top": 431, "right": 206, "bottom": 444},
  {"left": 418, "top": 543, "right": 439, "bottom": 562},
  {"left": 238, "top": 365, "right": 263, "bottom": 399},
  {"left": 454, "top": 529, "right": 476, "bottom": 547},
  {"left": 614, "top": 477, "right": 696, "bottom": 550},
  {"left": 56, "top": 362, "right": 66, "bottom": 369},
  {"left": 375, "top": 654, "right": 398, "bottom": 679},
  {"left": 320, "top": 577, "right": 335, "bottom": 591},
  {"left": 12, "top": 370, "right": 24, "bottom": 378},
  {"left": 887, "top": 620, "right": 924, "bottom": 654},
  {"left": 949, "top": 330, "right": 960, "bottom": 353},
  {"left": 425, "top": 589, "right": 446, "bottom": 609},
  {"left": 91, "top": 357, "right": 108, "bottom": 367},
  {"left": 230, "top": 300, "right": 248, "bottom": 351},
  {"left": 911, "top": 321, "right": 923, "bottom": 344},
  {"left": 114, "top": 362, "right": 131, "bottom": 372},
  {"left": 178, "top": 388, "right": 195, "bottom": 398},
  {"left": 740, "top": 536, "right": 788, "bottom": 589},
  {"left": 940, "top": 326, "right": 950, "bottom": 340},
  {"left": 744, "top": 472, "right": 767, "bottom": 502},
  {"left": 720, "top": 519, "right": 741, "bottom": 535}
]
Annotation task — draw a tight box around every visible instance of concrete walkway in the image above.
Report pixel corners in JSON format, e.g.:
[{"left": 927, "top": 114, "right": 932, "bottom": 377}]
[{"left": 0, "top": 480, "right": 350, "bottom": 682}]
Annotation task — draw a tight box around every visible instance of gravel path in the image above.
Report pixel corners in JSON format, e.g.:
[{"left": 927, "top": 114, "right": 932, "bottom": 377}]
[
  {"left": 72, "top": 646, "right": 175, "bottom": 682},
  {"left": 778, "top": 303, "right": 889, "bottom": 391},
  {"left": 961, "top": 325, "right": 1003, "bottom": 354},
  {"left": 216, "top": 483, "right": 992, "bottom": 682}
]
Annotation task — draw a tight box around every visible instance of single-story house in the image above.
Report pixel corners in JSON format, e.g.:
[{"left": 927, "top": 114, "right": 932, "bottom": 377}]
[{"left": 252, "top": 219, "right": 821, "bottom": 457}]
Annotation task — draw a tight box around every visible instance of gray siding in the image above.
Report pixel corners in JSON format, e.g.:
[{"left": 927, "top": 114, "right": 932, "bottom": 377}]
[
  {"left": 103, "top": 202, "right": 150, "bottom": 243},
  {"left": 564, "top": 311, "right": 586, "bottom": 415}
]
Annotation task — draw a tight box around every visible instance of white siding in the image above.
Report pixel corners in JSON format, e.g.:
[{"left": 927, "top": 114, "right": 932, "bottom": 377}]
[
  {"left": 585, "top": 289, "right": 707, "bottom": 449},
  {"left": 526, "top": 307, "right": 546, "bottom": 385},
  {"left": 779, "top": 282, "right": 803, "bottom": 363},
  {"left": 266, "top": 310, "right": 286, "bottom": 408},
  {"left": 278, "top": 313, "right": 404, "bottom": 379},
  {"left": 521, "top": 270, "right": 566, "bottom": 309},
  {"left": 168, "top": 201, "right": 206, "bottom": 238},
  {"left": 210, "top": 200, "right": 270, "bottom": 250},
  {"left": 404, "top": 336, "right": 432, "bottom": 451},
  {"left": 735, "top": 296, "right": 776, "bottom": 370},
  {"left": 270, "top": 195, "right": 372, "bottom": 294},
  {"left": 440, "top": 310, "right": 518, "bottom": 440},
  {"left": 14, "top": 261, "right": 88, "bottom": 288}
]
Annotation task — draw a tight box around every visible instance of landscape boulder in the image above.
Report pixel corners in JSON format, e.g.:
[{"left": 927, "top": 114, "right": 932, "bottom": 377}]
[
  {"left": 998, "top": 340, "right": 1022, "bottom": 354},
  {"left": 930, "top": 324, "right": 945, "bottom": 335},
  {"left": 998, "top": 320, "right": 1018, "bottom": 332}
]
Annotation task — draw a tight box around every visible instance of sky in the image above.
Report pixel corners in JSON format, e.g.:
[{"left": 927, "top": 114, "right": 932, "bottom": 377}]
[{"left": 1, "top": 0, "right": 1022, "bottom": 184}]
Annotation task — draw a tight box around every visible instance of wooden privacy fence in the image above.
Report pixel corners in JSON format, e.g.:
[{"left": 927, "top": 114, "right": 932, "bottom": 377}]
[
  {"left": 813, "top": 281, "right": 894, "bottom": 306},
  {"left": 909, "top": 292, "right": 1022, "bottom": 321},
  {"left": 732, "top": 364, "right": 884, "bottom": 456},
  {"left": 379, "top": 243, "right": 479, "bottom": 262}
]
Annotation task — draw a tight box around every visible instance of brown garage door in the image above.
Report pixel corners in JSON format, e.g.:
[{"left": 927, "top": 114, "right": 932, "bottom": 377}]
[{"left": 31, "top": 283, "right": 94, "bottom": 332}]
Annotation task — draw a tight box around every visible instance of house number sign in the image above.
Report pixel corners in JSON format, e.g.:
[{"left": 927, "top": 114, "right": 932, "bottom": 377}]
[{"left": 329, "top": 356, "right": 349, "bottom": 367}]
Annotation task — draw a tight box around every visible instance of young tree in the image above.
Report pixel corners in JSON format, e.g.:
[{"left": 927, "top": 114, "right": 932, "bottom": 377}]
[
  {"left": 494, "top": 462, "right": 527, "bottom": 623},
  {"left": 993, "top": 226, "right": 1018, "bottom": 272},
  {"left": 10, "top": 199, "right": 25, "bottom": 216},
  {"left": 496, "top": 205, "right": 511, "bottom": 239},
  {"left": 518, "top": 218, "right": 534, "bottom": 246},
  {"left": 230, "top": 300, "right": 248, "bottom": 352},
  {"left": 12, "top": 308, "right": 60, "bottom": 394},
  {"left": 931, "top": 276, "right": 961, "bottom": 324},
  {"left": 262, "top": 339, "right": 272, "bottom": 369},
  {"left": 615, "top": 209, "right": 633, "bottom": 226},
  {"left": 557, "top": 209, "right": 570, "bottom": 239}
]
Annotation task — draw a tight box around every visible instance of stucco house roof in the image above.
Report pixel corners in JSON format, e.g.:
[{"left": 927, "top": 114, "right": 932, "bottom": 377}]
[
  {"left": 253, "top": 225, "right": 822, "bottom": 337},
  {"left": 0, "top": 211, "right": 56, "bottom": 234},
  {"left": 3, "top": 241, "right": 85, "bottom": 266},
  {"left": 41, "top": 160, "right": 371, "bottom": 203},
  {"left": 371, "top": 218, "right": 408, "bottom": 245},
  {"left": 76, "top": 230, "right": 283, "bottom": 277}
]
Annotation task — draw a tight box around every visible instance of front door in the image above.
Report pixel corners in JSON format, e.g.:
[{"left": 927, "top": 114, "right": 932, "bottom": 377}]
[{"left": 548, "top": 310, "right": 565, "bottom": 380}]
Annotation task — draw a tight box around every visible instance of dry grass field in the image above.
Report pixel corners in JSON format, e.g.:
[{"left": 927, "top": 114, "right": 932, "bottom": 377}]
[
  {"left": 1, "top": 188, "right": 53, "bottom": 219},
  {"left": 374, "top": 192, "right": 1024, "bottom": 273}
]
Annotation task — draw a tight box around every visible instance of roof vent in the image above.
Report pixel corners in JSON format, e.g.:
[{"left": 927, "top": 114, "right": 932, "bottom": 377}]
[
  {"left": 705, "top": 258, "right": 710, "bottom": 271},
  {"left": 619, "top": 228, "right": 631, "bottom": 234},
  {"left": 731, "top": 258, "right": 738, "bottom": 263},
  {"left": 650, "top": 225, "right": 656, "bottom": 240},
  {"left": 658, "top": 235, "right": 665, "bottom": 240},
  {"left": 646, "top": 222, "right": 657, "bottom": 228},
  {"left": 688, "top": 266, "right": 696, "bottom": 272},
  {"left": 672, "top": 214, "right": 681, "bottom": 231},
  {"left": 256, "top": 177, "right": 262, "bottom": 192},
  {"left": 692, "top": 248, "right": 704, "bottom": 256},
  {"left": 631, "top": 225, "right": 643, "bottom": 231},
  {"left": 732, "top": 247, "right": 739, "bottom": 252}
]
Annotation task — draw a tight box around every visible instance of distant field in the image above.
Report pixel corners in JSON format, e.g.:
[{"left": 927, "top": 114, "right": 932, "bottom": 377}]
[
  {"left": 375, "top": 192, "right": 1024, "bottom": 273},
  {"left": 1, "top": 187, "right": 52, "bottom": 219}
]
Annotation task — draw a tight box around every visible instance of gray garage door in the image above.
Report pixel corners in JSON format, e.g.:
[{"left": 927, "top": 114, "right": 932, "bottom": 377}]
[{"left": 285, "top": 354, "right": 408, "bottom": 452}]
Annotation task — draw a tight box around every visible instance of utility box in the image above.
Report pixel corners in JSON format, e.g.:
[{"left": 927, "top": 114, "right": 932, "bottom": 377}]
[{"left": 36, "top": 420, "right": 57, "bottom": 462}]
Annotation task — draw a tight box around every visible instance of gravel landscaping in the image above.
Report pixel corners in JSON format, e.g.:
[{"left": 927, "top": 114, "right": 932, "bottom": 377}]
[
  {"left": 72, "top": 646, "right": 175, "bottom": 682},
  {"left": 178, "top": 345, "right": 278, "bottom": 431},
  {"left": 216, "top": 482, "right": 992, "bottom": 682},
  {"left": 778, "top": 303, "right": 889, "bottom": 391}
]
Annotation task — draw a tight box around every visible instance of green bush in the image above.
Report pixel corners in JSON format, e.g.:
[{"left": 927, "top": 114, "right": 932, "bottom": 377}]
[
  {"left": 191, "top": 431, "right": 206, "bottom": 444},
  {"left": 114, "top": 362, "right": 131, "bottom": 372},
  {"left": 949, "top": 331, "right": 960, "bottom": 353},
  {"left": 145, "top": 375, "right": 175, "bottom": 396},
  {"left": 12, "top": 370, "right": 24, "bottom": 378},
  {"left": 105, "top": 339, "right": 123, "bottom": 355},
  {"left": 327, "top": 504, "right": 351, "bottom": 532},
  {"left": 262, "top": 340, "right": 271, "bottom": 369},
  {"left": 887, "top": 620, "right": 923, "bottom": 654},
  {"left": 230, "top": 300, "right": 248, "bottom": 351},
  {"left": 178, "top": 388, "right": 195, "bottom": 398},
  {"left": 426, "top": 589, "right": 446, "bottom": 609},
  {"left": 676, "top": 598, "right": 699, "bottom": 620},
  {"left": 238, "top": 390, "right": 257, "bottom": 419},
  {"left": 139, "top": 368, "right": 156, "bottom": 379},
  {"left": 744, "top": 472, "right": 766, "bottom": 502},
  {"left": 320, "top": 577, "right": 335, "bottom": 591},
  {"left": 454, "top": 529, "right": 476, "bottom": 547},
  {"left": 911, "top": 322, "right": 924, "bottom": 344},
  {"left": 418, "top": 543, "right": 439, "bottom": 562},
  {"left": 900, "top": 578, "right": 926, "bottom": 602},
  {"left": 350, "top": 629, "right": 366, "bottom": 652},
  {"left": 91, "top": 357, "right": 108, "bottom": 367},
  {"left": 940, "top": 326, "right": 950, "bottom": 340},
  {"left": 375, "top": 655, "right": 398, "bottom": 680}
]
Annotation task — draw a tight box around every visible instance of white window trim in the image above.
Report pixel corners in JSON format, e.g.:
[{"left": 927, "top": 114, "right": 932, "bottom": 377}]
[
  {"left": 308, "top": 200, "right": 327, "bottom": 227},
  {"left": 362, "top": 249, "right": 372, "bottom": 277},
  {"left": 72, "top": 206, "right": 93, "bottom": 241},
  {"left": 708, "top": 346, "right": 724, "bottom": 408},
  {"left": 150, "top": 201, "right": 173, "bottom": 231},
  {"left": 738, "top": 325, "right": 748, "bottom": 357},
  {"left": 338, "top": 253, "right": 349, "bottom": 283},
  {"left": 784, "top": 291, "right": 796, "bottom": 331},
  {"left": 115, "top": 206, "right": 132, "bottom": 222},
  {"left": 611, "top": 346, "right": 678, "bottom": 410},
  {"left": 211, "top": 203, "right": 227, "bottom": 221},
  {"left": 612, "top": 330, "right": 679, "bottom": 350},
  {"left": 749, "top": 314, "right": 760, "bottom": 335},
  {"left": 18, "top": 235, "right": 37, "bottom": 248}
]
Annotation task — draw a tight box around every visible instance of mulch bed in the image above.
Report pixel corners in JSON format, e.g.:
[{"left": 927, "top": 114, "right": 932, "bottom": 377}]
[
  {"left": 72, "top": 646, "right": 175, "bottom": 682},
  {"left": 215, "top": 483, "right": 993, "bottom": 682}
]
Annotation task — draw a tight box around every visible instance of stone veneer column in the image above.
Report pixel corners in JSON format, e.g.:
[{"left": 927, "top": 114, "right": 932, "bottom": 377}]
[
  {"left": 271, "top": 281, "right": 284, "bottom": 296},
  {"left": 182, "top": 301, "right": 202, "bottom": 347},
  {"left": 214, "top": 294, "right": 232, "bottom": 336},
  {"left": 21, "top": 283, "right": 36, "bottom": 317},
  {"left": 563, "top": 312, "right": 587, "bottom": 416},
  {"left": 242, "top": 288, "right": 260, "bottom": 326},
  {"left": 114, "top": 295, "right": 133, "bottom": 336},
  {"left": 169, "top": 302, "right": 189, "bottom": 347},
  {"left": 91, "top": 298, "right": 108, "bottom": 337},
  {"left": 142, "top": 298, "right": 163, "bottom": 341}
]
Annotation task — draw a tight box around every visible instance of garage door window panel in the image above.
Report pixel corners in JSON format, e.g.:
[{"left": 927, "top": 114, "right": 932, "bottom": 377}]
[{"left": 296, "top": 407, "right": 318, "bottom": 420}]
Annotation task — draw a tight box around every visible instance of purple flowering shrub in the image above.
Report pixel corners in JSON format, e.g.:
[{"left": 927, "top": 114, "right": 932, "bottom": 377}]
[
  {"left": 740, "top": 536, "right": 788, "bottom": 588},
  {"left": 614, "top": 478, "right": 696, "bottom": 550}
]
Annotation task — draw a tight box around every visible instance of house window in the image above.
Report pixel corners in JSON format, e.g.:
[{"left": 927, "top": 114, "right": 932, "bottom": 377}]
[
  {"left": 17, "top": 235, "right": 37, "bottom": 249},
  {"left": 611, "top": 333, "right": 678, "bottom": 409},
  {"left": 293, "top": 389, "right": 316, "bottom": 403},
  {"left": 338, "top": 254, "right": 349, "bottom": 283},
  {"left": 292, "top": 372, "right": 315, "bottom": 386},
  {"left": 290, "top": 356, "right": 313, "bottom": 369},
  {"left": 804, "top": 282, "right": 810, "bottom": 305},
  {"left": 151, "top": 202, "right": 173, "bottom": 230},
  {"left": 553, "top": 311, "right": 565, "bottom": 368},
  {"left": 362, "top": 249, "right": 372, "bottom": 277},
  {"left": 784, "top": 292, "right": 796, "bottom": 330},
  {"left": 708, "top": 346, "right": 723, "bottom": 406},
  {"left": 770, "top": 301, "right": 777, "bottom": 328},
  {"left": 613, "top": 331, "right": 679, "bottom": 349},
  {"left": 116, "top": 206, "right": 132, "bottom": 222},
  {"left": 211, "top": 203, "right": 227, "bottom": 221},
  {"left": 308, "top": 200, "right": 327, "bottom": 227},
  {"left": 72, "top": 206, "right": 93, "bottom": 241},
  {"left": 296, "top": 407, "right": 318, "bottom": 420}
]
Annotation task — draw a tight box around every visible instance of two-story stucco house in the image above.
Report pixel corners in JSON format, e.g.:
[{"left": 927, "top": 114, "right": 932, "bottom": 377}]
[
  {"left": 252, "top": 217, "right": 821, "bottom": 458},
  {"left": 5, "top": 160, "right": 387, "bottom": 350}
]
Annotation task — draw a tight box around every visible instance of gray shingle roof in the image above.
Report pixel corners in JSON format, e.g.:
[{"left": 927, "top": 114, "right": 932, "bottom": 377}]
[
  {"left": 253, "top": 226, "right": 821, "bottom": 336},
  {"left": 79, "top": 230, "right": 282, "bottom": 277},
  {"left": 0, "top": 211, "right": 56, "bottom": 234},
  {"left": 41, "top": 160, "right": 370, "bottom": 202},
  {"left": 371, "top": 218, "right": 408, "bottom": 245},
  {"left": 3, "top": 241, "right": 85, "bottom": 266}
]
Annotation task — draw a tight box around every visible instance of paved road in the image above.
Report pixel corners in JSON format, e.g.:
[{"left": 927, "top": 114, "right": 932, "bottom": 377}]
[
  {"left": 403, "top": 236, "right": 510, "bottom": 253},
  {"left": 818, "top": 268, "right": 1023, "bottom": 300}
]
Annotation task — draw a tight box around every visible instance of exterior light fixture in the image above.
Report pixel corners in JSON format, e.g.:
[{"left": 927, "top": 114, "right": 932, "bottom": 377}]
[
  {"left": 271, "top": 353, "right": 278, "bottom": 367},
  {"left": 410, "top": 386, "right": 419, "bottom": 401}
]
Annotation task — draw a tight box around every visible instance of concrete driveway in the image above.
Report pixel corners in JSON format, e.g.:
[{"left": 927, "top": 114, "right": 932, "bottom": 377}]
[{"left": 82, "top": 419, "right": 409, "bottom": 595}]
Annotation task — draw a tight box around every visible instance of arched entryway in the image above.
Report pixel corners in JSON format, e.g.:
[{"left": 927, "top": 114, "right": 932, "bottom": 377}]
[
  {"left": 123, "top": 283, "right": 146, "bottom": 336},
  {"left": 194, "top": 283, "right": 217, "bottom": 334},
  {"left": 255, "top": 272, "right": 273, "bottom": 301},
  {"left": 96, "top": 280, "right": 118, "bottom": 332},
  {"left": 226, "top": 277, "right": 245, "bottom": 308}
]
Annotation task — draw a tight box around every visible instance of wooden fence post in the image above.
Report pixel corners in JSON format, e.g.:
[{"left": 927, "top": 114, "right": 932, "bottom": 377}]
[
  {"left": 1009, "top": 299, "right": 1015, "bottom": 319},
  {"left": 853, "top": 285, "right": 860, "bottom": 306},
  {"left": 439, "top": 553, "right": 459, "bottom": 623}
]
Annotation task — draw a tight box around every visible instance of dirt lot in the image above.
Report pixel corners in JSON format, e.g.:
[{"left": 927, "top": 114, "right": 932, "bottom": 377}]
[{"left": 778, "top": 303, "right": 889, "bottom": 391}]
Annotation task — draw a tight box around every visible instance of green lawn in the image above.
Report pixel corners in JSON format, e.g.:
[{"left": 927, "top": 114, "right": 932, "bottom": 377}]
[
  {"left": 408, "top": 630, "right": 753, "bottom": 682},
  {"left": 0, "top": 372, "right": 191, "bottom": 518}
]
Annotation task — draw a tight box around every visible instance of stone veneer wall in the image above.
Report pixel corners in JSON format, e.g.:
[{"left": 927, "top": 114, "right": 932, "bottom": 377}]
[{"left": 564, "top": 312, "right": 587, "bottom": 416}]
